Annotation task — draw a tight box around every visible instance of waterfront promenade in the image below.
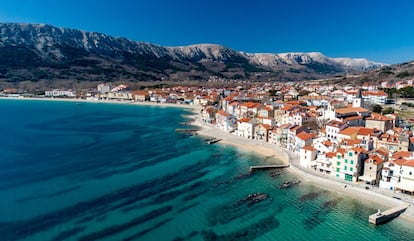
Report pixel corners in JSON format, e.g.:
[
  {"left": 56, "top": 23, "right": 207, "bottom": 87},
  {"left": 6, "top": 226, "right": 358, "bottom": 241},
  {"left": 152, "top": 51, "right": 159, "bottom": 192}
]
[{"left": 193, "top": 114, "right": 414, "bottom": 224}]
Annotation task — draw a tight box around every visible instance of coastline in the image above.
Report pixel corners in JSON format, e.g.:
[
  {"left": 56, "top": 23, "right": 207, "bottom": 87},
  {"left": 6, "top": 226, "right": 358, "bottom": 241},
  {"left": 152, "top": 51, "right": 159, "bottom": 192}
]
[
  {"left": 0, "top": 96, "right": 196, "bottom": 109},
  {"left": 190, "top": 109, "right": 414, "bottom": 224},
  {"left": 5, "top": 96, "right": 414, "bottom": 224}
]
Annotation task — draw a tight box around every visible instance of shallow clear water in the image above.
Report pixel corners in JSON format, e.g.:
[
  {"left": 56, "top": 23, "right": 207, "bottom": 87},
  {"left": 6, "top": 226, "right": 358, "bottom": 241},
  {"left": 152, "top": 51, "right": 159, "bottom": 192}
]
[{"left": 0, "top": 99, "right": 413, "bottom": 241}]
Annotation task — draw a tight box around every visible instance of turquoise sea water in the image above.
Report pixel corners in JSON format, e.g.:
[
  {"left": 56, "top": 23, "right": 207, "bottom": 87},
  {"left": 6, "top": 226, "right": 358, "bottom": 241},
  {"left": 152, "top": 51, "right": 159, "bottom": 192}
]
[{"left": 0, "top": 99, "right": 413, "bottom": 241}]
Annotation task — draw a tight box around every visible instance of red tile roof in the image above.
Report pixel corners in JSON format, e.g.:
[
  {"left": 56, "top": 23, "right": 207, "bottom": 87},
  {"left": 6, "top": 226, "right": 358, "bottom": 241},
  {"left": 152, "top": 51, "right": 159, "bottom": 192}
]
[
  {"left": 296, "top": 132, "right": 313, "bottom": 141},
  {"left": 335, "top": 107, "right": 369, "bottom": 114},
  {"left": 302, "top": 145, "right": 316, "bottom": 151},
  {"left": 392, "top": 151, "right": 412, "bottom": 159},
  {"left": 238, "top": 117, "right": 251, "bottom": 123},
  {"left": 403, "top": 160, "right": 414, "bottom": 167}
]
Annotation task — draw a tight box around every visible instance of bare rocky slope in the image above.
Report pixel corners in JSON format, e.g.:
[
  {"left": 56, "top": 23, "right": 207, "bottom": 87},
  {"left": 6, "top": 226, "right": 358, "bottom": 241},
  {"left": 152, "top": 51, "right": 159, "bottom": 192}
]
[{"left": 0, "top": 23, "right": 384, "bottom": 86}]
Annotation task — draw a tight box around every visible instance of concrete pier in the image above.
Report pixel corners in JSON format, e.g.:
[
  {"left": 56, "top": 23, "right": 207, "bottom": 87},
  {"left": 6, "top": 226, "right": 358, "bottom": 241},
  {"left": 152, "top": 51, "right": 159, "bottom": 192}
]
[
  {"left": 207, "top": 138, "right": 222, "bottom": 144},
  {"left": 249, "top": 164, "right": 289, "bottom": 172},
  {"left": 175, "top": 128, "right": 198, "bottom": 133},
  {"left": 369, "top": 203, "right": 410, "bottom": 225}
]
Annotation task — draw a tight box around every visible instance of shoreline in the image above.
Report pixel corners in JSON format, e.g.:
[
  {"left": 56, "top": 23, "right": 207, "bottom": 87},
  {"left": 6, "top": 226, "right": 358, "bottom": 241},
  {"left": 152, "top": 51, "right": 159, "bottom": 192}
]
[
  {"left": 190, "top": 109, "right": 414, "bottom": 224},
  {"left": 0, "top": 96, "right": 195, "bottom": 109}
]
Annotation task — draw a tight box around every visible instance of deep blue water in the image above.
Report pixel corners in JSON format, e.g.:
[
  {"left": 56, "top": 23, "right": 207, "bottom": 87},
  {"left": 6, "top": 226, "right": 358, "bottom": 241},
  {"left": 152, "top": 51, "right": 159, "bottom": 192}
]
[{"left": 0, "top": 99, "right": 413, "bottom": 241}]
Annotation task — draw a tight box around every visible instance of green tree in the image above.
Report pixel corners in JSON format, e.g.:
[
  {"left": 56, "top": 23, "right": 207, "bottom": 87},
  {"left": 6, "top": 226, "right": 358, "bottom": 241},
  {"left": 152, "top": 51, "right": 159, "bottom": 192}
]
[
  {"left": 382, "top": 107, "right": 394, "bottom": 115},
  {"left": 371, "top": 104, "right": 383, "bottom": 114}
]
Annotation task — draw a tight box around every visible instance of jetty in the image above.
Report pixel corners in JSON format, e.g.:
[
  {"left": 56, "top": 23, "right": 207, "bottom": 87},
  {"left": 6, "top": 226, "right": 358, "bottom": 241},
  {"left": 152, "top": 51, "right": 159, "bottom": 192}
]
[
  {"left": 207, "top": 138, "right": 222, "bottom": 144},
  {"left": 175, "top": 128, "right": 198, "bottom": 133},
  {"left": 368, "top": 203, "right": 409, "bottom": 225},
  {"left": 249, "top": 164, "right": 289, "bottom": 172}
]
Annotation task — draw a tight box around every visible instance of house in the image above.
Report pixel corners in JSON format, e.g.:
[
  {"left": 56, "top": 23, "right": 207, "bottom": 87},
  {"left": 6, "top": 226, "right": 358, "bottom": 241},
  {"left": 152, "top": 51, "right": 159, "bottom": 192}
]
[
  {"left": 362, "top": 90, "right": 388, "bottom": 105},
  {"left": 359, "top": 154, "right": 384, "bottom": 185},
  {"left": 337, "top": 127, "right": 360, "bottom": 141},
  {"left": 293, "top": 131, "right": 314, "bottom": 154},
  {"left": 395, "top": 160, "right": 414, "bottom": 195},
  {"left": 332, "top": 147, "right": 368, "bottom": 182},
  {"left": 316, "top": 152, "right": 334, "bottom": 174},
  {"left": 334, "top": 107, "right": 370, "bottom": 126},
  {"left": 325, "top": 120, "right": 348, "bottom": 141},
  {"left": 365, "top": 113, "right": 393, "bottom": 132},
  {"left": 274, "top": 123, "right": 292, "bottom": 148},
  {"left": 255, "top": 123, "right": 272, "bottom": 142},
  {"left": 216, "top": 110, "right": 236, "bottom": 132},
  {"left": 237, "top": 117, "right": 255, "bottom": 139},
  {"left": 287, "top": 125, "right": 308, "bottom": 153},
  {"left": 201, "top": 106, "right": 218, "bottom": 124},
  {"left": 227, "top": 101, "right": 241, "bottom": 118},
  {"left": 340, "top": 139, "right": 362, "bottom": 149},
  {"left": 300, "top": 145, "right": 317, "bottom": 169},
  {"left": 377, "top": 133, "right": 410, "bottom": 153},
  {"left": 131, "top": 91, "right": 149, "bottom": 102},
  {"left": 240, "top": 102, "right": 261, "bottom": 118},
  {"left": 45, "top": 89, "right": 76, "bottom": 98},
  {"left": 313, "top": 137, "right": 336, "bottom": 155}
]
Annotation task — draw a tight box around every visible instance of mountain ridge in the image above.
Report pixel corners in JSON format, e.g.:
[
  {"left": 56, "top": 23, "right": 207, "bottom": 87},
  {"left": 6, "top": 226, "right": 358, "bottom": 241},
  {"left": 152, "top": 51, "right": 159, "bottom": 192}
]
[{"left": 0, "top": 23, "right": 384, "bottom": 86}]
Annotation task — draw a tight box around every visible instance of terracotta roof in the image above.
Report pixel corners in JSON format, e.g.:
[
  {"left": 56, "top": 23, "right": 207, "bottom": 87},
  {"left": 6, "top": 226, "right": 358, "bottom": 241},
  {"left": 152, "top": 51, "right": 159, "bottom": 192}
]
[
  {"left": 341, "top": 139, "right": 361, "bottom": 146},
  {"left": 375, "top": 147, "right": 389, "bottom": 157},
  {"left": 241, "top": 102, "right": 261, "bottom": 108},
  {"left": 302, "top": 145, "right": 316, "bottom": 151},
  {"left": 327, "top": 120, "right": 346, "bottom": 127},
  {"left": 335, "top": 107, "right": 369, "bottom": 114},
  {"left": 326, "top": 152, "right": 336, "bottom": 158},
  {"left": 296, "top": 132, "right": 313, "bottom": 141},
  {"left": 238, "top": 117, "right": 251, "bottom": 123},
  {"left": 363, "top": 90, "right": 387, "bottom": 97},
  {"left": 403, "top": 160, "right": 414, "bottom": 167},
  {"left": 131, "top": 90, "right": 149, "bottom": 95},
  {"left": 351, "top": 147, "right": 367, "bottom": 153},
  {"left": 392, "top": 151, "right": 412, "bottom": 159},
  {"left": 357, "top": 127, "right": 375, "bottom": 136},
  {"left": 366, "top": 112, "right": 392, "bottom": 121},
  {"left": 323, "top": 140, "right": 333, "bottom": 146},
  {"left": 394, "top": 159, "right": 407, "bottom": 166},
  {"left": 366, "top": 154, "right": 384, "bottom": 165},
  {"left": 228, "top": 101, "right": 240, "bottom": 106},
  {"left": 217, "top": 110, "right": 230, "bottom": 116},
  {"left": 339, "top": 127, "right": 360, "bottom": 136}
]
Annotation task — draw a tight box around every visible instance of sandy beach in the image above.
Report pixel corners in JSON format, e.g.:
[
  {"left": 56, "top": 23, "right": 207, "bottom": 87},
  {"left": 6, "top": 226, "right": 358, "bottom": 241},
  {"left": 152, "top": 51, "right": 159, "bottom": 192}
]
[{"left": 190, "top": 109, "right": 414, "bottom": 224}]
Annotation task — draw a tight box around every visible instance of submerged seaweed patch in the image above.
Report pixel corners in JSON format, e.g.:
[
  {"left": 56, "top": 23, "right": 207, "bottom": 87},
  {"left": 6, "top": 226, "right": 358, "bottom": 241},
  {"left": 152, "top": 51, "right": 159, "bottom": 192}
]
[{"left": 202, "top": 215, "right": 280, "bottom": 241}]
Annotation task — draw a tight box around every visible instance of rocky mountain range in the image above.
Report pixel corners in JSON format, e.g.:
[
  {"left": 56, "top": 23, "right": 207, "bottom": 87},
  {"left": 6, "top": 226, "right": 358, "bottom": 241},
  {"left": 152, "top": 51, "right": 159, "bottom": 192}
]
[{"left": 0, "top": 23, "right": 384, "bottom": 86}]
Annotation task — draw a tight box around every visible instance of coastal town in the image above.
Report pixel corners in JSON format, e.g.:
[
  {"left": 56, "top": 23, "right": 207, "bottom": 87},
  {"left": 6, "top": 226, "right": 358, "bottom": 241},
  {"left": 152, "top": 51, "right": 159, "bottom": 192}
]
[{"left": 3, "top": 79, "right": 414, "bottom": 218}]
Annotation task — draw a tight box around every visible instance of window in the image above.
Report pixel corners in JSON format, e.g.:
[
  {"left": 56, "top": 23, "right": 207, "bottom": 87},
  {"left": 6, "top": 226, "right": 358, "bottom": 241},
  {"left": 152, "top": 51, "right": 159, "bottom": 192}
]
[
  {"left": 349, "top": 152, "right": 353, "bottom": 156},
  {"left": 344, "top": 166, "right": 347, "bottom": 170},
  {"left": 350, "top": 167, "right": 353, "bottom": 172},
  {"left": 336, "top": 168, "right": 340, "bottom": 172},
  {"left": 345, "top": 159, "right": 348, "bottom": 163},
  {"left": 337, "top": 155, "right": 341, "bottom": 159},
  {"left": 350, "top": 160, "right": 354, "bottom": 165},
  {"left": 337, "top": 161, "right": 341, "bottom": 166}
]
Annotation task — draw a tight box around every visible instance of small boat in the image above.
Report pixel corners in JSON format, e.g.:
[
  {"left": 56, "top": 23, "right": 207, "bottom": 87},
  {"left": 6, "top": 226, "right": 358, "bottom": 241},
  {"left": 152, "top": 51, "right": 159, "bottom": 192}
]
[
  {"left": 279, "top": 180, "right": 301, "bottom": 189},
  {"left": 237, "top": 193, "right": 270, "bottom": 207},
  {"left": 269, "top": 169, "right": 286, "bottom": 178}
]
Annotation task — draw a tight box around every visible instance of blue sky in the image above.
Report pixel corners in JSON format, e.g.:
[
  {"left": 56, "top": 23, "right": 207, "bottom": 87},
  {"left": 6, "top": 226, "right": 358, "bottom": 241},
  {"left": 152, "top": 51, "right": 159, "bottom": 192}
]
[{"left": 0, "top": 0, "right": 413, "bottom": 64}]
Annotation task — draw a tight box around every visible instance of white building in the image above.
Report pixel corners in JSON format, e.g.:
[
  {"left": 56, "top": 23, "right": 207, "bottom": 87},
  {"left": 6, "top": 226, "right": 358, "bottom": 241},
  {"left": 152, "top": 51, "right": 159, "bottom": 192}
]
[
  {"left": 395, "top": 160, "right": 414, "bottom": 194},
  {"left": 45, "top": 89, "right": 76, "bottom": 98},
  {"left": 299, "top": 146, "right": 317, "bottom": 169}
]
